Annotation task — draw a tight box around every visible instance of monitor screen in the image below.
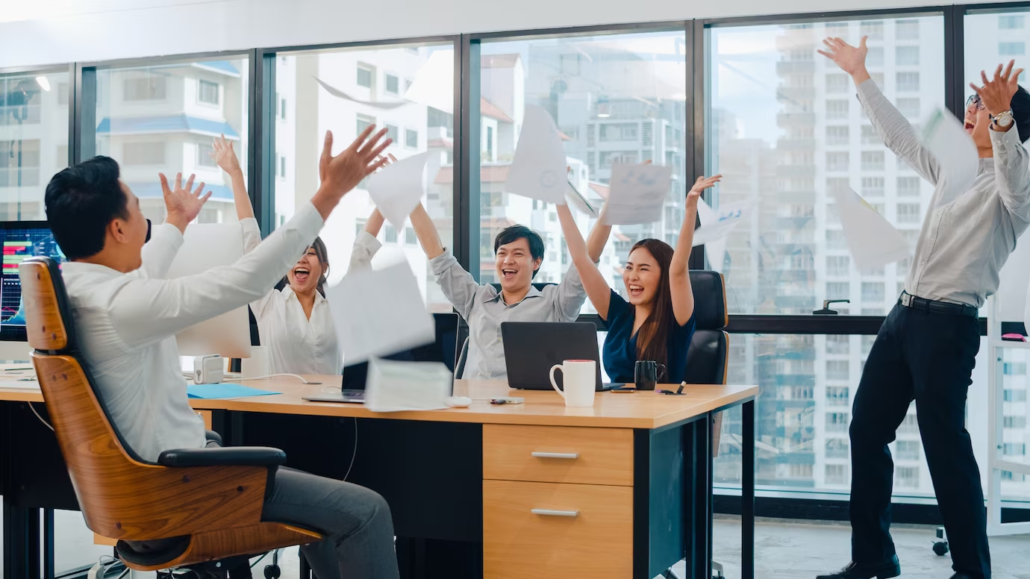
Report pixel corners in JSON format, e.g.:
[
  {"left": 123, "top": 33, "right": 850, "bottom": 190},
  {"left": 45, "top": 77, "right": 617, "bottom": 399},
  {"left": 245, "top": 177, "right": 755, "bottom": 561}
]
[{"left": 0, "top": 222, "right": 64, "bottom": 342}]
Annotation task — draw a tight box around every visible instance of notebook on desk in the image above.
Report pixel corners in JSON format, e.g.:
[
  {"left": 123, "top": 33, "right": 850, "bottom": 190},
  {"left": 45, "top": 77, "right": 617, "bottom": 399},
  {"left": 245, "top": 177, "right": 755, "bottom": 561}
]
[{"left": 303, "top": 313, "right": 459, "bottom": 404}]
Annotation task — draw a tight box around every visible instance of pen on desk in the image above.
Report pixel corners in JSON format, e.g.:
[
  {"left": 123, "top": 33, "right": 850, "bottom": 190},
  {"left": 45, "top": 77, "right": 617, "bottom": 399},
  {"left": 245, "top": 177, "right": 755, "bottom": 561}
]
[{"left": 656, "top": 382, "right": 686, "bottom": 396}]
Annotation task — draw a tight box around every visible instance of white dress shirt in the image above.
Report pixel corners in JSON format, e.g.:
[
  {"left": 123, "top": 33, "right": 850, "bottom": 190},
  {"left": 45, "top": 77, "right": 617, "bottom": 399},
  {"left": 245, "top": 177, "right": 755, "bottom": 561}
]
[
  {"left": 241, "top": 219, "right": 381, "bottom": 375},
  {"left": 63, "top": 202, "right": 325, "bottom": 462}
]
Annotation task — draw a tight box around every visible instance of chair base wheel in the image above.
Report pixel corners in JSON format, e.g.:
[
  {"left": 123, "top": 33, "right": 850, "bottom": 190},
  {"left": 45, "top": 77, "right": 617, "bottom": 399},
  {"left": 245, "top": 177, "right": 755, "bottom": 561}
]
[
  {"left": 932, "top": 541, "right": 950, "bottom": 556},
  {"left": 264, "top": 564, "right": 281, "bottom": 578}
]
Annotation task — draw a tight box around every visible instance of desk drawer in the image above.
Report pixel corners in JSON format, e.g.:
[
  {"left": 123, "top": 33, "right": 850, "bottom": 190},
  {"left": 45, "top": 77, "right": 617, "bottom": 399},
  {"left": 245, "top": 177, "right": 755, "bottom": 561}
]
[
  {"left": 483, "top": 480, "right": 632, "bottom": 579},
  {"left": 483, "top": 424, "right": 633, "bottom": 486}
]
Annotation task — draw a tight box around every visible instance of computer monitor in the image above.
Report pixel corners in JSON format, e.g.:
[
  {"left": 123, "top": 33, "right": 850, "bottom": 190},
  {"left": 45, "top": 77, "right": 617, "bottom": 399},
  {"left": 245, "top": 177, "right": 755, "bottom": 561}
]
[{"left": 0, "top": 222, "right": 65, "bottom": 360}]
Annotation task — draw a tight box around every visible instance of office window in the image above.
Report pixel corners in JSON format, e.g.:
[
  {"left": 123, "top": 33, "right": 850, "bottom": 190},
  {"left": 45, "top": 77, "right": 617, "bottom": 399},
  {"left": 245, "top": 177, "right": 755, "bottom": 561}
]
[
  {"left": 826, "top": 412, "right": 849, "bottom": 432},
  {"left": 826, "top": 74, "right": 849, "bottom": 93},
  {"left": 357, "top": 64, "right": 374, "bottom": 88},
  {"left": 861, "top": 20, "right": 884, "bottom": 40},
  {"left": 275, "top": 44, "right": 453, "bottom": 309},
  {"left": 896, "top": 19, "right": 920, "bottom": 40},
  {"left": 862, "top": 151, "right": 884, "bottom": 171},
  {"left": 1000, "top": 42, "right": 1026, "bottom": 56},
  {"left": 828, "top": 256, "right": 850, "bottom": 276},
  {"left": 197, "top": 143, "right": 217, "bottom": 167},
  {"left": 826, "top": 100, "right": 849, "bottom": 120},
  {"left": 827, "top": 152, "right": 849, "bottom": 171},
  {"left": 826, "top": 126, "right": 849, "bottom": 145},
  {"left": 1004, "top": 416, "right": 1027, "bottom": 428},
  {"left": 896, "top": 467, "right": 920, "bottom": 488},
  {"left": 198, "top": 79, "right": 220, "bottom": 105},
  {"left": 867, "top": 47, "right": 884, "bottom": 67},
  {"left": 826, "top": 386, "right": 849, "bottom": 405},
  {"left": 826, "top": 438, "right": 849, "bottom": 459},
  {"left": 825, "top": 464, "right": 848, "bottom": 485},
  {"left": 896, "top": 46, "right": 919, "bottom": 66},
  {"left": 97, "top": 58, "right": 247, "bottom": 225},
  {"left": 122, "top": 142, "right": 165, "bottom": 166},
  {"left": 123, "top": 74, "right": 167, "bottom": 101},
  {"left": 898, "top": 177, "right": 920, "bottom": 197},
  {"left": 896, "top": 440, "right": 920, "bottom": 460},
  {"left": 896, "top": 98, "right": 920, "bottom": 120},
  {"left": 896, "top": 72, "right": 920, "bottom": 92},
  {"left": 1000, "top": 15, "right": 1025, "bottom": 29},
  {"left": 861, "top": 177, "right": 884, "bottom": 197}
]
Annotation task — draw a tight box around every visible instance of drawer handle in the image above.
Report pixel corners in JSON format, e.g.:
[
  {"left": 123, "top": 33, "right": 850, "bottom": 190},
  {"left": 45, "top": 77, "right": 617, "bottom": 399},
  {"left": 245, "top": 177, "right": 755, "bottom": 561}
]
[
  {"left": 531, "top": 452, "right": 579, "bottom": 459},
  {"left": 531, "top": 509, "right": 579, "bottom": 517}
]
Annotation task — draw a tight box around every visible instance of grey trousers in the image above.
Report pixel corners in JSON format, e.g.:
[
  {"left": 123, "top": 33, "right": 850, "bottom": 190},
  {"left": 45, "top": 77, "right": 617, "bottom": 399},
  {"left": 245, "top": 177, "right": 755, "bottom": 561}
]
[{"left": 263, "top": 468, "right": 400, "bottom": 579}]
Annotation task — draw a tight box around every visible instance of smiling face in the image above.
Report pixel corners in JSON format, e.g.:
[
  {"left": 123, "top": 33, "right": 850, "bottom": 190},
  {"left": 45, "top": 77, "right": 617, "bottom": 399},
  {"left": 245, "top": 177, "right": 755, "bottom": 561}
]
[
  {"left": 495, "top": 237, "right": 541, "bottom": 294},
  {"left": 623, "top": 246, "right": 663, "bottom": 306},
  {"left": 287, "top": 246, "right": 325, "bottom": 295},
  {"left": 965, "top": 95, "right": 994, "bottom": 151}
]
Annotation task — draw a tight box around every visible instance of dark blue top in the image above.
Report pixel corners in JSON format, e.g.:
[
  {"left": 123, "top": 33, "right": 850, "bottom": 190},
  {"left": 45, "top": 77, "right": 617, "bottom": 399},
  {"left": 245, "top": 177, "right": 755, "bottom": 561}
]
[{"left": 601, "top": 289, "right": 696, "bottom": 385}]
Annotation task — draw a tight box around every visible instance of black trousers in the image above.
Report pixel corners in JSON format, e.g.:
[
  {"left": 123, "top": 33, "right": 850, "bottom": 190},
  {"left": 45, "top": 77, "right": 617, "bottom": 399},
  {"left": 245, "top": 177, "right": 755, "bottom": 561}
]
[{"left": 850, "top": 303, "right": 990, "bottom": 578}]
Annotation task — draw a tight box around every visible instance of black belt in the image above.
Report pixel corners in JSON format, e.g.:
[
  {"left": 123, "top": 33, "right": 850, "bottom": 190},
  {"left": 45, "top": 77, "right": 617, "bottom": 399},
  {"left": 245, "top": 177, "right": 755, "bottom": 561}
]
[{"left": 899, "top": 292, "right": 978, "bottom": 318}]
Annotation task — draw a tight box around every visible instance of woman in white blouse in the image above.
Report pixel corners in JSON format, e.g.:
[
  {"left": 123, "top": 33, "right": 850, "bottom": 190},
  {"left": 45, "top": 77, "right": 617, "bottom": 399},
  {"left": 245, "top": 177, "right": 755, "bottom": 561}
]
[{"left": 211, "top": 135, "right": 384, "bottom": 375}]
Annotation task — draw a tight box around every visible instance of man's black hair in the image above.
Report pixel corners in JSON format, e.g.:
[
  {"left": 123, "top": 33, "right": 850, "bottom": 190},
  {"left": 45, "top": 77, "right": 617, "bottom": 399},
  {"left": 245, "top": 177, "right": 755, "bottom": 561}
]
[
  {"left": 1012, "top": 86, "right": 1030, "bottom": 143},
  {"left": 493, "top": 225, "right": 545, "bottom": 279},
  {"left": 44, "top": 156, "right": 129, "bottom": 260}
]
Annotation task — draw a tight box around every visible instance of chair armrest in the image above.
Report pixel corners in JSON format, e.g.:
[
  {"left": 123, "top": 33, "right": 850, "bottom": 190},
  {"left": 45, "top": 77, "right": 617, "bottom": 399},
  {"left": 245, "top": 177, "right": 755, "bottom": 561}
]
[{"left": 157, "top": 447, "right": 287, "bottom": 467}]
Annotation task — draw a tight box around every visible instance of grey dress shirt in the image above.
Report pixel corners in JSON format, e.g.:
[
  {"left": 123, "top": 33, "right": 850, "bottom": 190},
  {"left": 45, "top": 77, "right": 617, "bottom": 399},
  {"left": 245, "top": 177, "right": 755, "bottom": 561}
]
[
  {"left": 857, "top": 79, "right": 1030, "bottom": 307},
  {"left": 430, "top": 253, "right": 588, "bottom": 380}
]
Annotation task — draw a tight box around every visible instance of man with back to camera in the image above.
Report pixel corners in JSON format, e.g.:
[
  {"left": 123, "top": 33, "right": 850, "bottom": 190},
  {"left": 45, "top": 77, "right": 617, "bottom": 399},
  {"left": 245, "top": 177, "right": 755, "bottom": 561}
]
[
  {"left": 45, "top": 127, "right": 402, "bottom": 578},
  {"left": 819, "top": 37, "right": 1030, "bottom": 579}
]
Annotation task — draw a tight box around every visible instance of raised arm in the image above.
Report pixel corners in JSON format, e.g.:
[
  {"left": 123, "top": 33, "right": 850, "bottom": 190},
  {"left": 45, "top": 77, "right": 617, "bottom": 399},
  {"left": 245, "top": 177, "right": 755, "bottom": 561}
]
[
  {"left": 972, "top": 60, "right": 1030, "bottom": 219},
  {"left": 411, "top": 202, "right": 479, "bottom": 320},
  {"left": 557, "top": 203, "right": 612, "bottom": 319},
  {"left": 133, "top": 172, "right": 210, "bottom": 279},
  {"left": 348, "top": 208, "right": 385, "bottom": 274},
  {"left": 211, "top": 134, "right": 252, "bottom": 222},
  {"left": 819, "top": 36, "right": 939, "bottom": 184},
  {"left": 670, "top": 175, "right": 720, "bottom": 326},
  {"left": 410, "top": 202, "right": 445, "bottom": 259}
]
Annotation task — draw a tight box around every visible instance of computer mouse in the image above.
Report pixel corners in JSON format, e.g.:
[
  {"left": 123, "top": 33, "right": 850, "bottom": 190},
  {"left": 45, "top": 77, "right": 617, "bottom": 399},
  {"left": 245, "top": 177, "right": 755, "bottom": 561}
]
[{"left": 445, "top": 396, "right": 472, "bottom": 408}]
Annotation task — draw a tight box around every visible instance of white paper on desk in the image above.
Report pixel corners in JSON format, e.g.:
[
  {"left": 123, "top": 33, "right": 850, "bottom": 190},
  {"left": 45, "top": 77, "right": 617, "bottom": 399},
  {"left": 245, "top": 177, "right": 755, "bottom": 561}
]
[
  {"left": 921, "top": 108, "right": 978, "bottom": 206},
  {"left": 404, "top": 50, "right": 455, "bottom": 114},
  {"left": 364, "top": 358, "right": 453, "bottom": 412},
  {"left": 603, "top": 163, "right": 673, "bottom": 225},
  {"left": 367, "top": 152, "right": 430, "bottom": 229},
  {"left": 325, "top": 262, "right": 435, "bottom": 365},
  {"left": 505, "top": 105, "right": 567, "bottom": 204},
  {"left": 836, "top": 187, "right": 911, "bottom": 270}
]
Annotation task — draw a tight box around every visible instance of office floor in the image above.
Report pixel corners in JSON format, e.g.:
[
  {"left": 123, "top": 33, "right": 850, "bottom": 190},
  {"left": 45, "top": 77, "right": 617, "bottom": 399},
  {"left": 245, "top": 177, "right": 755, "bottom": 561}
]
[{"left": 3, "top": 509, "right": 1028, "bottom": 578}]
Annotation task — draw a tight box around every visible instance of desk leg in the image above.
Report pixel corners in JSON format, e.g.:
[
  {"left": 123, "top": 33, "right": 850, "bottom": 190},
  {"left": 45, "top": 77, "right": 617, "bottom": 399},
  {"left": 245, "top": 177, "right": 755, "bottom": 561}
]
[
  {"left": 299, "top": 552, "right": 312, "bottom": 578},
  {"left": 3, "top": 498, "right": 40, "bottom": 578},
  {"left": 687, "top": 414, "right": 711, "bottom": 579},
  {"left": 742, "top": 400, "right": 755, "bottom": 579},
  {"left": 44, "top": 508, "right": 55, "bottom": 579}
]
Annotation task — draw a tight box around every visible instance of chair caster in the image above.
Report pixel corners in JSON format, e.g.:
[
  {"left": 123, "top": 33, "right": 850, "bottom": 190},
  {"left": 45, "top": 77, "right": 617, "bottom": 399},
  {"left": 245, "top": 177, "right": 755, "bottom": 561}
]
[
  {"left": 932, "top": 526, "right": 949, "bottom": 556},
  {"left": 263, "top": 564, "right": 282, "bottom": 578}
]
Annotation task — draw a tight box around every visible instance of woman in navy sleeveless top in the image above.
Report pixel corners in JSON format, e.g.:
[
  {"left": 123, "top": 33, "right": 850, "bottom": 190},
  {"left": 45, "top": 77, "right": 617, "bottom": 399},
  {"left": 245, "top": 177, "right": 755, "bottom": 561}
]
[{"left": 557, "top": 174, "right": 722, "bottom": 384}]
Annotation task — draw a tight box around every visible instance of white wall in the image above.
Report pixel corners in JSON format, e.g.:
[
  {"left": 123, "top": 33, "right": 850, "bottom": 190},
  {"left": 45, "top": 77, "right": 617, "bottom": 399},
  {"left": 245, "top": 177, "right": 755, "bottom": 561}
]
[{"left": 0, "top": 0, "right": 1020, "bottom": 69}]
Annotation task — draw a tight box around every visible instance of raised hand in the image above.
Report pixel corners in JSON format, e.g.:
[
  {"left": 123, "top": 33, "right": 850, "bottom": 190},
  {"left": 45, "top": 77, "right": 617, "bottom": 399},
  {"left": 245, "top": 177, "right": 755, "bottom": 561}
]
[
  {"left": 312, "top": 127, "right": 393, "bottom": 218},
  {"left": 688, "top": 175, "right": 722, "bottom": 204},
  {"left": 818, "top": 36, "right": 869, "bottom": 78},
  {"left": 210, "top": 134, "right": 241, "bottom": 176},
  {"left": 971, "top": 60, "right": 1025, "bottom": 117},
  {"left": 159, "top": 172, "right": 212, "bottom": 232}
]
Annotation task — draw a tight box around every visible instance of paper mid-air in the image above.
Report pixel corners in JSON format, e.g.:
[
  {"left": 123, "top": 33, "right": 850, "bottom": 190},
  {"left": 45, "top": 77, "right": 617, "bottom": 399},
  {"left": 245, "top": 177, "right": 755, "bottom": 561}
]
[
  {"left": 836, "top": 187, "right": 910, "bottom": 270},
  {"left": 921, "top": 107, "right": 979, "bottom": 207},
  {"left": 505, "top": 105, "right": 568, "bottom": 204},
  {"left": 367, "top": 152, "right": 431, "bottom": 229},
  {"left": 603, "top": 163, "right": 673, "bottom": 225}
]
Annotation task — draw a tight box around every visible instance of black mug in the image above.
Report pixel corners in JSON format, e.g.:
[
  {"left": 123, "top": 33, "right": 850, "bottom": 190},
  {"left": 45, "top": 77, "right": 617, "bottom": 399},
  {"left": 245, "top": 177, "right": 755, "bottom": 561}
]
[{"left": 634, "top": 360, "right": 666, "bottom": 391}]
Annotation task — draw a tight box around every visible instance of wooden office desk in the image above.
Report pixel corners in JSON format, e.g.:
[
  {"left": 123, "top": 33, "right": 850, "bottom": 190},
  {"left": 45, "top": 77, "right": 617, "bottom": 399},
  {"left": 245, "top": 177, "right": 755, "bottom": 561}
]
[{"left": 1, "top": 375, "right": 756, "bottom": 579}]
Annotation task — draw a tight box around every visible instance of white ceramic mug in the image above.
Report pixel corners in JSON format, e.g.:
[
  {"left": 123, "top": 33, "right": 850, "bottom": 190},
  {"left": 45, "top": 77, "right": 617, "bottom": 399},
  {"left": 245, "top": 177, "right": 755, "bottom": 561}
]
[
  {"left": 241, "top": 345, "right": 270, "bottom": 379},
  {"left": 549, "top": 360, "right": 596, "bottom": 408}
]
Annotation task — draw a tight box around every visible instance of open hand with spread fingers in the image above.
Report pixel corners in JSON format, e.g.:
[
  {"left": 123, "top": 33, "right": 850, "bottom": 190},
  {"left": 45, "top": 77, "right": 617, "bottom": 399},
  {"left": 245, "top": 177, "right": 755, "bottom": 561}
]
[
  {"left": 210, "top": 134, "right": 242, "bottom": 176},
  {"left": 159, "top": 172, "right": 212, "bottom": 232},
  {"left": 688, "top": 175, "right": 722, "bottom": 204},
  {"left": 970, "top": 59, "right": 1025, "bottom": 120}
]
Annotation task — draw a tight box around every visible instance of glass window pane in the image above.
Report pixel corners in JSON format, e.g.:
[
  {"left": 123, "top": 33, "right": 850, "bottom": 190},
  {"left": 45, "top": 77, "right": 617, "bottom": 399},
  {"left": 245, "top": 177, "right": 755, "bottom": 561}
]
[
  {"left": 95, "top": 58, "right": 249, "bottom": 225},
  {"left": 274, "top": 44, "right": 454, "bottom": 311},
  {"left": 967, "top": 9, "right": 1030, "bottom": 95},
  {"left": 708, "top": 16, "right": 944, "bottom": 315},
  {"left": 0, "top": 70, "right": 70, "bottom": 219},
  {"left": 475, "top": 30, "right": 686, "bottom": 309}
]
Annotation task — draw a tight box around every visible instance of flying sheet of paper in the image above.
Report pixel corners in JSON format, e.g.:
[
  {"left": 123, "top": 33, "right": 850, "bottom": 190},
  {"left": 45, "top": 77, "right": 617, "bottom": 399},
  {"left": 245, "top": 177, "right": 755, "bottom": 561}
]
[
  {"left": 695, "top": 198, "right": 728, "bottom": 272},
  {"left": 692, "top": 201, "right": 750, "bottom": 249},
  {"left": 167, "top": 223, "right": 250, "bottom": 358},
  {"left": 565, "top": 180, "right": 598, "bottom": 218},
  {"left": 314, "top": 76, "right": 407, "bottom": 110},
  {"left": 921, "top": 107, "right": 978, "bottom": 207},
  {"left": 367, "top": 152, "right": 430, "bottom": 229},
  {"left": 505, "top": 104, "right": 567, "bottom": 204},
  {"left": 325, "top": 262, "right": 435, "bottom": 365},
  {"left": 404, "top": 50, "right": 455, "bottom": 114},
  {"left": 603, "top": 163, "right": 673, "bottom": 225},
  {"left": 836, "top": 187, "right": 911, "bottom": 270},
  {"left": 364, "top": 358, "right": 453, "bottom": 413}
]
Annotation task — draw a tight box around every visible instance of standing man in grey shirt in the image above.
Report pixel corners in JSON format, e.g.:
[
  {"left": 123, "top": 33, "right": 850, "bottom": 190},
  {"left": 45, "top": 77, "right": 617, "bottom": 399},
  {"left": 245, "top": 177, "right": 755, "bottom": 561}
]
[
  {"left": 409, "top": 202, "right": 613, "bottom": 380},
  {"left": 818, "top": 37, "right": 1030, "bottom": 579}
]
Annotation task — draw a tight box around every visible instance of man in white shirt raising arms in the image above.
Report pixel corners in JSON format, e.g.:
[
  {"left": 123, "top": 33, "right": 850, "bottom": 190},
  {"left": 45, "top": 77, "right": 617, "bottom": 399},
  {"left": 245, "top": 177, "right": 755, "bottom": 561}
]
[{"left": 44, "top": 126, "right": 400, "bottom": 579}]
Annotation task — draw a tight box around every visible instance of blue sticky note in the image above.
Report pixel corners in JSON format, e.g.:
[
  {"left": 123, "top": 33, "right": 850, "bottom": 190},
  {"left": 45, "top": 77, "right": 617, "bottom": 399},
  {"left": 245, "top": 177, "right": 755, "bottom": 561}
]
[{"left": 187, "top": 383, "right": 281, "bottom": 400}]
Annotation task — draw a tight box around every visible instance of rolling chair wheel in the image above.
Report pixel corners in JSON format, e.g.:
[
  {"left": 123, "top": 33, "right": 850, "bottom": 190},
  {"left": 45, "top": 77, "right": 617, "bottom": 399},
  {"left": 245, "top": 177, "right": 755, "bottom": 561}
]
[
  {"left": 932, "top": 541, "right": 950, "bottom": 556},
  {"left": 263, "top": 563, "right": 282, "bottom": 578}
]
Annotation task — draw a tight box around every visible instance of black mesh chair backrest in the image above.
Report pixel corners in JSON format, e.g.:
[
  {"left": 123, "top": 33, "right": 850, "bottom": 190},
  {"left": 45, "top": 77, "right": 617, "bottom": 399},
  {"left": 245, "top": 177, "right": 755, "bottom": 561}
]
[{"left": 683, "top": 271, "right": 729, "bottom": 385}]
